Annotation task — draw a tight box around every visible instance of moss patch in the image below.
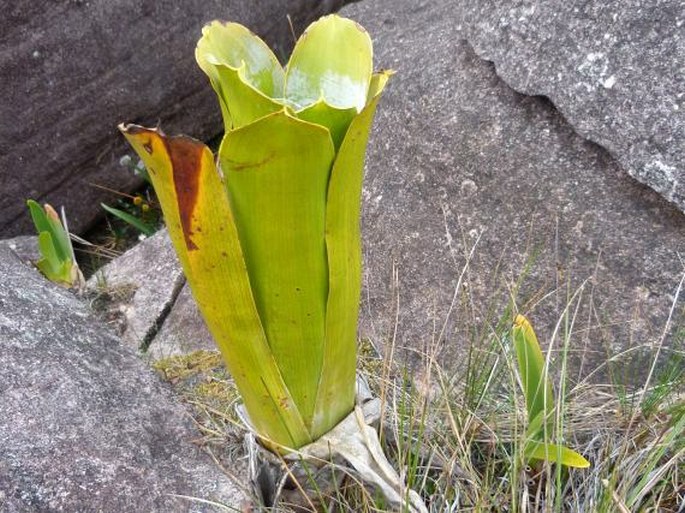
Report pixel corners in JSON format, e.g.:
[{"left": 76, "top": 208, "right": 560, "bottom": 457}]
[{"left": 153, "top": 350, "right": 224, "bottom": 383}]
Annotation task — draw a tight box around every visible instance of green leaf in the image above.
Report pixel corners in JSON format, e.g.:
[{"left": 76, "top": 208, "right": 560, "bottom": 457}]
[
  {"left": 119, "top": 123, "right": 311, "bottom": 449},
  {"left": 27, "top": 200, "right": 71, "bottom": 263},
  {"left": 311, "top": 77, "right": 390, "bottom": 438},
  {"left": 196, "top": 21, "right": 284, "bottom": 130},
  {"left": 291, "top": 73, "right": 392, "bottom": 153},
  {"left": 295, "top": 101, "right": 357, "bottom": 151},
  {"left": 101, "top": 203, "right": 156, "bottom": 236},
  {"left": 196, "top": 21, "right": 283, "bottom": 96},
  {"left": 525, "top": 441, "right": 591, "bottom": 468},
  {"left": 514, "top": 316, "right": 590, "bottom": 469},
  {"left": 35, "top": 232, "right": 73, "bottom": 285},
  {"left": 211, "top": 65, "right": 284, "bottom": 130},
  {"left": 512, "top": 315, "right": 555, "bottom": 430},
  {"left": 27, "top": 199, "right": 51, "bottom": 234},
  {"left": 219, "top": 111, "right": 335, "bottom": 433},
  {"left": 46, "top": 207, "right": 73, "bottom": 262},
  {"left": 367, "top": 71, "right": 393, "bottom": 103},
  {"left": 36, "top": 231, "right": 61, "bottom": 276},
  {"left": 120, "top": 15, "right": 392, "bottom": 451},
  {"left": 525, "top": 410, "right": 547, "bottom": 440},
  {"left": 285, "top": 15, "right": 373, "bottom": 112}
]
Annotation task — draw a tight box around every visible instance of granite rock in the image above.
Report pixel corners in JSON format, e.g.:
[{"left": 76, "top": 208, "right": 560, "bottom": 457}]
[
  {"left": 0, "top": 0, "right": 351, "bottom": 238},
  {"left": 82, "top": 228, "right": 215, "bottom": 361},
  {"left": 459, "top": 0, "right": 685, "bottom": 212},
  {"left": 0, "top": 235, "right": 40, "bottom": 266},
  {"left": 87, "top": 228, "right": 184, "bottom": 350},
  {"left": 339, "top": 0, "right": 685, "bottom": 374},
  {"left": 0, "top": 244, "right": 247, "bottom": 511}
]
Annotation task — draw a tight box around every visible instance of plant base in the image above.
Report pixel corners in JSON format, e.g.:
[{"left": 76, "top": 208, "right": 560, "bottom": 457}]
[{"left": 239, "top": 378, "right": 428, "bottom": 512}]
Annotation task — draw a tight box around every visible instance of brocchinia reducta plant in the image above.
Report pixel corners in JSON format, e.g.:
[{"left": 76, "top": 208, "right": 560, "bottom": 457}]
[{"left": 119, "top": 15, "right": 391, "bottom": 450}]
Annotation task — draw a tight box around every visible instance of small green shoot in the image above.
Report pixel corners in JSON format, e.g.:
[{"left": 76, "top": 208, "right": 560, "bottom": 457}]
[
  {"left": 101, "top": 203, "right": 156, "bottom": 236},
  {"left": 512, "top": 314, "right": 590, "bottom": 468},
  {"left": 27, "top": 200, "right": 84, "bottom": 289},
  {"left": 100, "top": 155, "right": 159, "bottom": 236}
]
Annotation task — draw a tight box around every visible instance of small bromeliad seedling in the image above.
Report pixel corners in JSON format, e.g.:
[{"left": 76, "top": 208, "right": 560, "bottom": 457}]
[
  {"left": 512, "top": 314, "right": 590, "bottom": 468},
  {"left": 27, "top": 200, "right": 84, "bottom": 289}
]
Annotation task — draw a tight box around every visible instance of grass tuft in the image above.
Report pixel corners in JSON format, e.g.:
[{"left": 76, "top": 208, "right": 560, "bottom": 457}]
[{"left": 153, "top": 277, "right": 684, "bottom": 512}]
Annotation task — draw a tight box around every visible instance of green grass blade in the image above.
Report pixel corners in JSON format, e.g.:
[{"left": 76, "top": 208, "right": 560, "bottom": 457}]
[
  {"left": 101, "top": 203, "right": 156, "bottom": 236},
  {"left": 627, "top": 408, "right": 685, "bottom": 507},
  {"left": 284, "top": 15, "right": 373, "bottom": 112},
  {"left": 119, "top": 123, "right": 311, "bottom": 449},
  {"left": 311, "top": 77, "right": 391, "bottom": 438},
  {"left": 219, "top": 111, "right": 335, "bottom": 433}
]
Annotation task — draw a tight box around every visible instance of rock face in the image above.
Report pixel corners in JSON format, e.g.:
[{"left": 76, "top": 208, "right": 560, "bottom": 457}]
[
  {"left": 147, "top": 282, "right": 216, "bottom": 361},
  {"left": 0, "top": 0, "right": 351, "bottom": 238},
  {"left": 0, "top": 244, "right": 246, "bottom": 511},
  {"left": 459, "top": 0, "right": 685, "bottom": 212},
  {"left": 338, "top": 0, "right": 685, "bottom": 372},
  {"left": 84, "top": 228, "right": 215, "bottom": 360},
  {"left": 87, "top": 228, "right": 184, "bottom": 350},
  {"left": 0, "top": 235, "right": 40, "bottom": 265}
]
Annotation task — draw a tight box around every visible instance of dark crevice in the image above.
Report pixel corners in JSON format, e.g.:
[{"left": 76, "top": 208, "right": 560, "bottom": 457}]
[{"left": 139, "top": 274, "right": 187, "bottom": 352}]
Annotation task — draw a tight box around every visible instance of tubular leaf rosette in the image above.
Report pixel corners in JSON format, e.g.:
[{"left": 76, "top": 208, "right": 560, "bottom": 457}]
[{"left": 119, "top": 15, "right": 390, "bottom": 450}]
